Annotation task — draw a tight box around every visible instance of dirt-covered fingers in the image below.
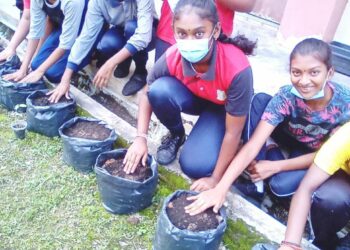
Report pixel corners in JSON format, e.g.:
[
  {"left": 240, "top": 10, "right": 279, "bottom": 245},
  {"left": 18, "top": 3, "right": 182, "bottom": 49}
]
[{"left": 185, "top": 196, "right": 210, "bottom": 216}]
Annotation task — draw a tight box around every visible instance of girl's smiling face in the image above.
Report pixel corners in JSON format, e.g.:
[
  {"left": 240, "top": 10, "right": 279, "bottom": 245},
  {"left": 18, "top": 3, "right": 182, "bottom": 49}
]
[{"left": 290, "top": 54, "right": 333, "bottom": 99}]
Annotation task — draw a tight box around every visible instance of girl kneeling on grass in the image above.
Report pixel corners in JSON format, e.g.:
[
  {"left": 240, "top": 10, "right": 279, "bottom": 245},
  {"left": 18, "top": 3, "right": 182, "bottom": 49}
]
[
  {"left": 123, "top": 0, "right": 256, "bottom": 192},
  {"left": 185, "top": 38, "right": 350, "bottom": 221},
  {"left": 279, "top": 122, "right": 350, "bottom": 250}
]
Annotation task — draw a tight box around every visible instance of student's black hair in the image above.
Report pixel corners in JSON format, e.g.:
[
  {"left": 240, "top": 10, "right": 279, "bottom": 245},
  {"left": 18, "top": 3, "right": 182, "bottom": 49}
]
[
  {"left": 290, "top": 38, "right": 333, "bottom": 70},
  {"left": 173, "top": 0, "right": 256, "bottom": 55}
]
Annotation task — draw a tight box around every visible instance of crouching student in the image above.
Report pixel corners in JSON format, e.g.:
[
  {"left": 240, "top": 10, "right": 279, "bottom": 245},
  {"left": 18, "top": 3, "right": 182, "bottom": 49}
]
[
  {"left": 155, "top": 0, "right": 256, "bottom": 60},
  {"left": 279, "top": 122, "right": 350, "bottom": 250},
  {"left": 3, "top": 0, "right": 88, "bottom": 84},
  {"left": 184, "top": 38, "right": 350, "bottom": 215},
  {"left": 48, "top": 0, "right": 154, "bottom": 102},
  {"left": 123, "top": 0, "right": 256, "bottom": 192}
]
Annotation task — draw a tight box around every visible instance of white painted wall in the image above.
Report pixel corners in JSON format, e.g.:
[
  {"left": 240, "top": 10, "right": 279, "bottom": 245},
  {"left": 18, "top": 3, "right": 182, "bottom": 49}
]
[{"left": 334, "top": 1, "right": 350, "bottom": 45}]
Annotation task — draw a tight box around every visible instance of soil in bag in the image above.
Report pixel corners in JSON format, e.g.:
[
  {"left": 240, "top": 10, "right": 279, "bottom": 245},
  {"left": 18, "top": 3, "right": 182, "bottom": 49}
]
[
  {"left": 32, "top": 95, "right": 73, "bottom": 106},
  {"left": 102, "top": 157, "right": 152, "bottom": 182},
  {"left": 166, "top": 193, "right": 222, "bottom": 232},
  {"left": 63, "top": 120, "right": 111, "bottom": 140}
]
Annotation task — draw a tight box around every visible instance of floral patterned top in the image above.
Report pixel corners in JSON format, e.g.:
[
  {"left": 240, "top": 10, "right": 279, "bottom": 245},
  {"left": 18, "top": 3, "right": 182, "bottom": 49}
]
[{"left": 261, "top": 82, "right": 350, "bottom": 150}]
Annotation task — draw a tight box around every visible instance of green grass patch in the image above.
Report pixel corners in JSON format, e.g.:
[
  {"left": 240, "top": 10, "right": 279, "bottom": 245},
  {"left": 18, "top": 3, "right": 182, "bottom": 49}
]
[
  {"left": 76, "top": 106, "right": 92, "bottom": 117},
  {"left": 0, "top": 107, "right": 266, "bottom": 249}
]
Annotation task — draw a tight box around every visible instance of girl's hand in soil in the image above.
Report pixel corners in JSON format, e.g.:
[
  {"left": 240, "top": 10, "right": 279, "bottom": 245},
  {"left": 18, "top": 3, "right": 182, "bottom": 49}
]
[
  {"left": 190, "top": 176, "right": 218, "bottom": 192},
  {"left": 123, "top": 137, "right": 148, "bottom": 174},
  {"left": 48, "top": 82, "right": 70, "bottom": 103},
  {"left": 93, "top": 61, "right": 114, "bottom": 88},
  {"left": 185, "top": 187, "right": 226, "bottom": 215},
  {"left": 248, "top": 160, "right": 280, "bottom": 182},
  {"left": 21, "top": 69, "right": 44, "bottom": 83},
  {"left": 3, "top": 68, "right": 27, "bottom": 82}
]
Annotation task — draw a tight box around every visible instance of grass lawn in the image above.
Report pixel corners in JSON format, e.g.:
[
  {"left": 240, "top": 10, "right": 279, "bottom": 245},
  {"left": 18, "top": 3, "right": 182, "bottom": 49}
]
[{"left": 0, "top": 107, "right": 265, "bottom": 249}]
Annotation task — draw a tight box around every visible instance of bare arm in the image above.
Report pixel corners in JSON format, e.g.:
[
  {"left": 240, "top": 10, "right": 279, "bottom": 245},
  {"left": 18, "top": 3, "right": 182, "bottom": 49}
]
[
  {"left": 0, "top": 9, "right": 30, "bottom": 61},
  {"left": 249, "top": 152, "right": 317, "bottom": 182},
  {"left": 186, "top": 120, "right": 275, "bottom": 214},
  {"left": 281, "top": 164, "right": 330, "bottom": 246},
  {"left": 21, "top": 47, "right": 66, "bottom": 83},
  {"left": 3, "top": 38, "right": 39, "bottom": 82},
  {"left": 93, "top": 47, "right": 132, "bottom": 88},
  {"left": 123, "top": 85, "right": 153, "bottom": 173},
  {"left": 217, "top": 0, "right": 256, "bottom": 12},
  {"left": 191, "top": 114, "right": 246, "bottom": 191}
]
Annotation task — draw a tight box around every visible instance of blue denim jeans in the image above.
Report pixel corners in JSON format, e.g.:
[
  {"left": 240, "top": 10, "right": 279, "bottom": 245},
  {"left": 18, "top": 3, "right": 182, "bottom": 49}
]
[
  {"left": 31, "top": 28, "right": 71, "bottom": 83},
  {"left": 96, "top": 19, "right": 156, "bottom": 74},
  {"left": 148, "top": 76, "right": 226, "bottom": 178},
  {"left": 243, "top": 93, "right": 314, "bottom": 197}
]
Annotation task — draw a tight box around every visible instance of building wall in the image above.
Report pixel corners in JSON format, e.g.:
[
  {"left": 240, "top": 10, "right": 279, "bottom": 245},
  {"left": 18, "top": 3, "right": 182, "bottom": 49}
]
[{"left": 334, "top": 1, "right": 350, "bottom": 45}]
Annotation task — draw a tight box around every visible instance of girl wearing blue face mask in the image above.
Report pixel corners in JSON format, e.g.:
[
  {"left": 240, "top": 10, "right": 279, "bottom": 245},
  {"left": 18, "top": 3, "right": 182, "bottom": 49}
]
[
  {"left": 185, "top": 38, "right": 350, "bottom": 218},
  {"left": 123, "top": 0, "right": 256, "bottom": 192}
]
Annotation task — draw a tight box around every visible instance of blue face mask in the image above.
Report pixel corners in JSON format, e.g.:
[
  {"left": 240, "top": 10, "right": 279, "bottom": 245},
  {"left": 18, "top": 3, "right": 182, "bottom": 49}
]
[
  {"left": 290, "top": 75, "right": 329, "bottom": 100},
  {"left": 176, "top": 27, "right": 216, "bottom": 63}
]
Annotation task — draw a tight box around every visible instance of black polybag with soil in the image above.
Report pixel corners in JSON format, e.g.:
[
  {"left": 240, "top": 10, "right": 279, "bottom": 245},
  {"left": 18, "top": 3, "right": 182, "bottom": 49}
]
[
  {"left": 153, "top": 190, "right": 227, "bottom": 250},
  {"left": 94, "top": 149, "right": 158, "bottom": 214},
  {"left": 0, "top": 54, "right": 21, "bottom": 76},
  {"left": 26, "top": 90, "right": 76, "bottom": 137},
  {"left": 0, "top": 69, "right": 47, "bottom": 111},
  {"left": 58, "top": 117, "right": 117, "bottom": 173}
]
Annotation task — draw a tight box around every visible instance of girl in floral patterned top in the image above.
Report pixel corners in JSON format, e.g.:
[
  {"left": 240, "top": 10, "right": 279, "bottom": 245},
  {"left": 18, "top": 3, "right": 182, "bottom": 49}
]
[{"left": 184, "top": 38, "right": 350, "bottom": 218}]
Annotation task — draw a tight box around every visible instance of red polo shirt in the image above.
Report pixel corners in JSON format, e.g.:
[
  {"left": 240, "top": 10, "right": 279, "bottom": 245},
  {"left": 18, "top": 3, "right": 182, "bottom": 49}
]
[
  {"left": 157, "top": 0, "right": 234, "bottom": 45},
  {"left": 24, "top": 0, "right": 30, "bottom": 9},
  {"left": 147, "top": 41, "right": 253, "bottom": 116}
]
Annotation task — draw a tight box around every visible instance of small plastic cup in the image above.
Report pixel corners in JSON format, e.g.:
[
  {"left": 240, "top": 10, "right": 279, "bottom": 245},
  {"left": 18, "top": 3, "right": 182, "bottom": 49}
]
[{"left": 11, "top": 120, "right": 27, "bottom": 139}]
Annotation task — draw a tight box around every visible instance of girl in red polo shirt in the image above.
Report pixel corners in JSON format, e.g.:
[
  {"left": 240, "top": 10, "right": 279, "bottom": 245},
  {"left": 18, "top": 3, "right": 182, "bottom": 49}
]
[
  {"left": 123, "top": 0, "right": 256, "bottom": 191},
  {"left": 155, "top": 0, "right": 256, "bottom": 60}
]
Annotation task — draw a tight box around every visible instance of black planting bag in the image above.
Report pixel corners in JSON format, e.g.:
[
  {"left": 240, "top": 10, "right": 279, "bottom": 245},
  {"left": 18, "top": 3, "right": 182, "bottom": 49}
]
[
  {"left": 0, "top": 80, "right": 47, "bottom": 111},
  {"left": 58, "top": 117, "right": 118, "bottom": 173},
  {"left": 0, "top": 76, "right": 47, "bottom": 111},
  {"left": 94, "top": 149, "right": 158, "bottom": 214},
  {"left": 26, "top": 90, "right": 77, "bottom": 137},
  {"left": 153, "top": 190, "right": 227, "bottom": 250},
  {"left": 0, "top": 55, "right": 21, "bottom": 76}
]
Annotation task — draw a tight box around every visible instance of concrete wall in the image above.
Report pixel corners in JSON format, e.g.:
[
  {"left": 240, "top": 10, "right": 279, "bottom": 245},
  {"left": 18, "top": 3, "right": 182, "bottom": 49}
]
[
  {"left": 278, "top": 0, "right": 347, "bottom": 42},
  {"left": 334, "top": 1, "right": 350, "bottom": 45}
]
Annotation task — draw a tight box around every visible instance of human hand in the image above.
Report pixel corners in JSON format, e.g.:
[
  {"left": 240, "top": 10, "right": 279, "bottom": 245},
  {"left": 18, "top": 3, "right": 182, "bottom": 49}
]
[
  {"left": 93, "top": 61, "right": 114, "bottom": 88},
  {"left": 21, "top": 69, "right": 44, "bottom": 83},
  {"left": 2, "top": 68, "right": 27, "bottom": 82},
  {"left": 123, "top": 137, "right": 148, "bottom": 174},
  {"left": 190, "top": 176, "right": 219, "bottom": 192},
  {"left": 47, "top": 82, "right": 70, "bottom": 103},
  {"left": 248, "top": 160, "right": 280, "bottom": 182},
  {"left": 0, "top": 47, "right": 15, "bottom": 62},
  {"left": 184, "top": 187, "right": 226, "bottom": 215}
]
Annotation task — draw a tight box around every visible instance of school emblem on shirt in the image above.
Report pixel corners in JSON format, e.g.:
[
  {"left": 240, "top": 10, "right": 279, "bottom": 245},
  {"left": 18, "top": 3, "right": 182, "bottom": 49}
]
[{"left": 217, "top": 89, "right": 227, "bottom": 101}]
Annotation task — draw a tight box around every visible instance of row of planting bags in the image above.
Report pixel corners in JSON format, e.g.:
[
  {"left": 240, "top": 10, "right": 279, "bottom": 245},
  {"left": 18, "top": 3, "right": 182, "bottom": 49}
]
[{"left": 0, "top": 56, "right": 227, "bottom": 250}]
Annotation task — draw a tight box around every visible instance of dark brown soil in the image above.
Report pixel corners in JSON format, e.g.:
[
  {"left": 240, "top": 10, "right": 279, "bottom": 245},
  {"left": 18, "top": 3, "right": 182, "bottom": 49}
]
[
  {"left": 102, "top": 158, "right": 151, "bottom": 182},
  {"left": 33, "top": 95, "right": 72, "bottom": 106},
  {"left": 166, "top": 193, "right": 222, "bottom": 232},
  {"left": 63, "top": 121, "right": 111, "bottom": 140},
  {"left": 91, "top": 92, "right": 137, "bottom": 127}
]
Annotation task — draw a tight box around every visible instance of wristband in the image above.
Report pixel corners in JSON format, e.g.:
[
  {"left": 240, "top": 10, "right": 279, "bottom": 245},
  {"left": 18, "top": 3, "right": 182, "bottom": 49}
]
[
  {"left": 135, "top": 133, "right": 147, "bottom": 140},
  {"left": 280, "top": 240, "right": 302, "bottom": 250}
]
